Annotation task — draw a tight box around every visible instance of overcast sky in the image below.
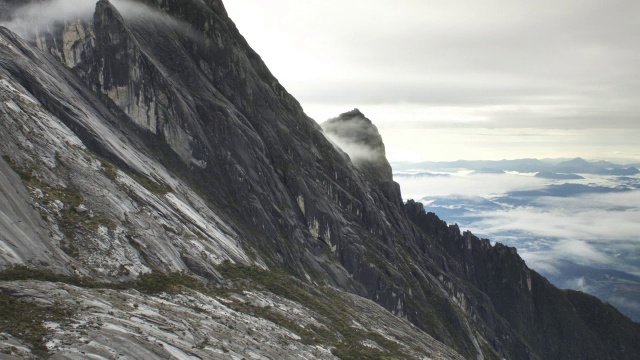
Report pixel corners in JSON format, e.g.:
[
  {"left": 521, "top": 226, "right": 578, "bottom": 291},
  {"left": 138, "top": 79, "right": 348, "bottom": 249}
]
[{"left": 225, "top": 0, "right": 640, "bottom": 162}]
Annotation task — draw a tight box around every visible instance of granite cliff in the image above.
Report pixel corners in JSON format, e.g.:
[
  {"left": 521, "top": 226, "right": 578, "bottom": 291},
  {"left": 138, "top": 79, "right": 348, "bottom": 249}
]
[{"left": 0, "top": 0, "right": 638, "bottom": 359}]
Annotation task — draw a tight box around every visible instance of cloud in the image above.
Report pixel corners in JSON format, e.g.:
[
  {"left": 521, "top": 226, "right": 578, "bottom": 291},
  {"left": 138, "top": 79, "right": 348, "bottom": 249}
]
[
  {"left": 399, "top": 168, "right": 640, "bottom": 274},
  {"left": 225, "top": 0, "right": 640, "bottom": 161},
  {"left": 321, "top": 113, "right": 388, "bottom": 164},
  {"left": 0, "top": 0, "right": 96, "bottom": 38},
  {"left": 460, "top": 189, "right": 640, "bottom": 274},
  {"left": 517, "top": 252, "right": 560, "bottom": 275},
  {"left": 565, "top": 276, "right": 587, "bottom": 290},
  {"left": 469, "top": 205, "right": 640, "bottom": 243},
  {"left": 554, "top": 240, "right": 613, "bottom": 264},
  {"left": 0, "top": 0, "right": 199, "bottom": 41},
  {"left": 395, "top": 172, "right": 546, "bottom": 199},
  {"left": 325, "top": 136, "right": 382, "bottom": 164},
  {"left": 608, "top": 296, "right": 640, "bottom": 314}
]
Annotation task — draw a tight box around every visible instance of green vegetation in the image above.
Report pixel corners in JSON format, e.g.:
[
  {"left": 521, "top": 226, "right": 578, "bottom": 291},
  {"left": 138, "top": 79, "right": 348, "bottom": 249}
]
[
  {"left": 0, "top": 261, "right": 418, "bottom": 359},
  {"left": 0, "top": 267, "right": 205, "bottom": 356},
  {"left": 0, "top": 262, "right": 418, "bottom": 358},
  {"left": 3, "top": 158, "right": 97, "bottom": 255},
  {"left": 132, "top": 271, "right": 206, "bottom": 294},
  {"left": 0, "top": 293, "right": 70, "bottom": 357},
  {"left": 3, "top": 157, "right": 120, "bottom": 257},
  {"left": 99, "top": 157, "right": 118, "bottom": 181},
  {"left": 92, "top": 152, "right": 171, "bottom": 196},
  {"left": 126, "top": 171, "right": 172, "bottom": 196},
  {"left": 217, "top": 262, "right": 413, "bottom": 359},
  {"left": 0, "top": 266, "right": 204, "bottom": 295},
  {"left": 480, "top": 338, "right": 502, "bottom": 360},
  {"left": 405, "top": 292, "right": 471, "bottom": 357}
]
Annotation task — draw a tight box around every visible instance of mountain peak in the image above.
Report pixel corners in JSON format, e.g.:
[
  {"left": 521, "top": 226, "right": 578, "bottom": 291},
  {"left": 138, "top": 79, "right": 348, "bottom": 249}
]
[
  {"left": 561, "top": 157, "right": 590, "bottom": 165},
  {"left": 338, "top": 108, "right": 366, "bottom": 120},
  {"left": 321, "top": 110, "right": 392, "bottom": 183}
]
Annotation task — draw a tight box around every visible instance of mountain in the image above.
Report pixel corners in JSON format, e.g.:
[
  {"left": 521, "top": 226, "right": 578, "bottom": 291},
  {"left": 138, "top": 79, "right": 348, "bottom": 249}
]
[
  {"left": 553, "top": 158, "right": 639, "bottom": 175},
  {"left": 321, "top": 109, "right": 394, "bottom": 183},
  {"left": 0, "top": 0, "right": 639, "bottom": 359},
  {"left": 608, "top": 167, "right": 640, "bottom": 176},
  {"left": 553, "top": 157, "right": 602, "bottom": 173},
  {"left": 540, "top": 260, "right": 640, "bottom": 322},
  {"left": 535, "top": 171, "right": 585, "bottom": 180},
  {"left": 393, "top": 171, "right": 451, "bottom": 178},
  {"left": 392, "top": 157, "right": 640, "bottom": 175},
  {"left": 392, "top": 158, "right": 552, "bottom": 172}
]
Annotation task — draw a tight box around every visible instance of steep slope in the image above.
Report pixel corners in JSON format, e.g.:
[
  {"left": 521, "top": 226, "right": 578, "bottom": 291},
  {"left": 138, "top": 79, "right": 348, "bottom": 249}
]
[
  {"left": 406, "top": 201, "right": 640, "bottom": 359},
  {"left": 0, "top": 0, "right": 639, "bottom": 359},
  {"left": 0, "top": 22, "right": 463, "bottom": 359}
]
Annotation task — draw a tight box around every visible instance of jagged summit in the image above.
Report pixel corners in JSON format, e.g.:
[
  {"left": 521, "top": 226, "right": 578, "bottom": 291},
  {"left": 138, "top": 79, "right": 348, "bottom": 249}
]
[
  {"left": 332, "top": 108, "right": 367, "bottom": 121},
  {"left": 321, "top": 109, "right": 393, "bottom": 183}
]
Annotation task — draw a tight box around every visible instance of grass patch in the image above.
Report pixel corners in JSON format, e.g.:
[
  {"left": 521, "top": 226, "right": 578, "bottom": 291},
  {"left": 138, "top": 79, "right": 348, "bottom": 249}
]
[
  {"left": 0, "top": 263, "right": 416, "bottom": 359},
  {"left": 0, "top": 293, "right": 71, "bottom": 357},
  {"left": 92, "top": 152, "right": 171, "bottom": 196},
  {"left": 100, "top": 158, "right": 118, "bottom": 181},
  {"left": 0, "top": 266, "right": 204, "bottom": 295},
  {"left": 0, "top": 268, "right": 205, "bottom": 356},
  {"left": 331, "top": 334, "right": 401, "bottom": 360},
  {"left": 3, "top": 158, "right": 119, "bottom": 257},
  {"left": 126, "top": 171, "right": 172, "bottom": 196},
  {"left": 480, "top": 338, "right": 502, "bottom": 360},
  {"left": 132, "top": 271, "right": 206, "bottom": 294},
  {"left": 216, "top": 262, "right": 413, "bottom": 359}
]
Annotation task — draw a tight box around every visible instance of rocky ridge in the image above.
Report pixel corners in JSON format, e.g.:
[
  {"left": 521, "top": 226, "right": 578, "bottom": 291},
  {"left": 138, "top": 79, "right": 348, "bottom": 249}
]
[{"left": 0, "top": 0, "right": 638, "bottom": 359}]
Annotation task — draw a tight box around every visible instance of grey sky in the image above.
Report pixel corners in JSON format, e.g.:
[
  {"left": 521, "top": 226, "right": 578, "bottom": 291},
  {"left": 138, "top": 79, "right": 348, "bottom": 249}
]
[{"left": 225, "top": 0, "right": 640, "bottom": 162}]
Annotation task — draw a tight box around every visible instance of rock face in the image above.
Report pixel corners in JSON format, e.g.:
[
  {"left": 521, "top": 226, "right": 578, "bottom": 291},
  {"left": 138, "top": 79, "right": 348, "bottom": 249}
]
[
  {"left": 322, "top": 109, "right": 393, "bottom": 183},
  {"left": 0, "top": 0, "right": 639, "bottom": 359},
  {"left": 0, "top": 157, "right": 69, "bottom": 270}
]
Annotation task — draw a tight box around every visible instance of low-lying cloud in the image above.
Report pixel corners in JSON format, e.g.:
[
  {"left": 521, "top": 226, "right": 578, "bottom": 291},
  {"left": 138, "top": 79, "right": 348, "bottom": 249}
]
[
  {"left": 395, "top": 172, "right": 546, "bottom": 199},
  {"left": 397, "top": 169, "right": 640, "bottom": 275},
  {"left": 1, "top": 0, "right": 200, "bottom": 41},
  {"left": 466, "top": 190, "right": 640, "bottom": 274},
  {"left": 0, "top": 0, "right": 96, "bottom": 38},
  {"left": 468, "top": 190, "right": 640, "bottom": 241},
  {"left": 325, "top": 135, "right": 382, "bottom": 164},
  {"left": 321, "top": 113, "right": 387, "bottom": 165}
]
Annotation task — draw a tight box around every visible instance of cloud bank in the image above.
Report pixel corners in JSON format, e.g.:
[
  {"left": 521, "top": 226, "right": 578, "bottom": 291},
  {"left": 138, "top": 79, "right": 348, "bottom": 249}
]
[
  {"left": 0, "top": 0, "right": 96, "bottom": 38},
  {"left": 397, "top": 168, "right": 640, "bottom": 275},
  {"left": 396, "top": 172, "right": 546, "bottom": 199},
  {"left": 0, "top": 0, "right": 199, "bottom": 41}
]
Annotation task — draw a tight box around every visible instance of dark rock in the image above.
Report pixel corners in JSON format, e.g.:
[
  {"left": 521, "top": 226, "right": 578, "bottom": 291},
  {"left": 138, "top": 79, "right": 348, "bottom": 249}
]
[
  {"left": 607, "top": 167, "right": 640, "bottom": 176},
  {"left": 0, "top": 0, "right": 638, "bottom": 359}
]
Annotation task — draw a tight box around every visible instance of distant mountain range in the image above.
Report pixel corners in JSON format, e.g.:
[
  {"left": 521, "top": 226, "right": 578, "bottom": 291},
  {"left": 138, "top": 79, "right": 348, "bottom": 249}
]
[{"left": 392, "top": 157, "right": 640, "bottom": 176}]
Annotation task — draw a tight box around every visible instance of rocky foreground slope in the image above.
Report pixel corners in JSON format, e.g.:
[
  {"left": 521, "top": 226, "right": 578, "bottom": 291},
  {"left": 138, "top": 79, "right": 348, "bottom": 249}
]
[{"left": 0, "top": 0, "right": 639, "bottom": 359}]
